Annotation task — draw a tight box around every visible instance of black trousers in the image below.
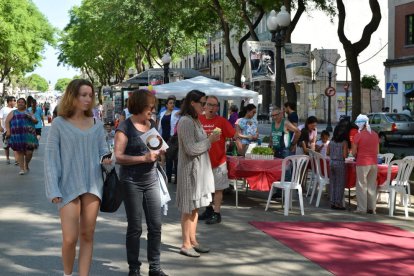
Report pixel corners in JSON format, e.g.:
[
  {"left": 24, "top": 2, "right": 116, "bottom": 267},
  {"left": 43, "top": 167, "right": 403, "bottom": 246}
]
[{"left": 122, "top": 179, "right": 162, "bottom": 271}]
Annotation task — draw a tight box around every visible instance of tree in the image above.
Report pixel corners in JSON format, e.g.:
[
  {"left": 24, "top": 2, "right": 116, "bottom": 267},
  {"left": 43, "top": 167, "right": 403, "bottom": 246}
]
[
  {"left": 55, "top": 78, "right": 72, "bottom": 92},
  {"left": 21, "top": 74, "right": 49, "bottom": 92},
  {"left": 336, "top": 0, "right": 381, "bottom": 120},
  {"left": 361, "top": 74, "right": 379, "bottom": 113},
  {"left": 0, "top": 0, "right": 55, "bottom": 87}
]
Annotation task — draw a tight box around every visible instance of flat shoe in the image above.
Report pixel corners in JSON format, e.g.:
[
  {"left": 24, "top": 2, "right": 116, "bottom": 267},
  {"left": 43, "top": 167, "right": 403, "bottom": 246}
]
[
  {"left": 193, "top": 244, "right": 210, "bottom": 253},
  {"left": 19, "top": 170, "right": 25, "bottom": 175},
  {"left": 180, "top": 247, "right": 200, "bottom": 257}
]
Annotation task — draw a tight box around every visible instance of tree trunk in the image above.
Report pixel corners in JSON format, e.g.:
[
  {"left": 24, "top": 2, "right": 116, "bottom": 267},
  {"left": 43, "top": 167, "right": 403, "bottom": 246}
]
[{"left": 337, "top": 0, "right": 381, "bottom": 120}]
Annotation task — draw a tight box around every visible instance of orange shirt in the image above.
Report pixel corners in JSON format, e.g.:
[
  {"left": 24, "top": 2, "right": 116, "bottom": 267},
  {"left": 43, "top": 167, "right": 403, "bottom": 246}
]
[{"left": 199, "top": 115, "right": 235, "bottom": 168}]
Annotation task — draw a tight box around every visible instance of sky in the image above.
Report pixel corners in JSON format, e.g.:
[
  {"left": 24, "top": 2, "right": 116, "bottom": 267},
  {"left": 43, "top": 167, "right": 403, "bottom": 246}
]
[
  {"left": 31, "top": 0, "right": 388, "bottom": 90},
  {"left": 31, "top": 0, "right": 81, "bottom": 87}
]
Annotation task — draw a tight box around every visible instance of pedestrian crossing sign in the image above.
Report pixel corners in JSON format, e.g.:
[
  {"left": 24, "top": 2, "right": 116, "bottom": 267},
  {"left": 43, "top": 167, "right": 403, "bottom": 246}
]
[{"left": 386, "top": 82, "right": 398, "bottom": 94}]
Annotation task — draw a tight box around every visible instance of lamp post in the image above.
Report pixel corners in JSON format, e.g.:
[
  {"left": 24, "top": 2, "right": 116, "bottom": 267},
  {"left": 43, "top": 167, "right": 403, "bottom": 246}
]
[
  {"left": 326, "top": 64, "right": 334, "bottom": 132},
  {"left": 127, "top": 68, "right": 135, "bottom": 78},
  {"left": 241, "top": 75, "right": 246, "bottom": 88},
  {"left": 161, "top": 52, "right": 171, "bottom": 84},
  {"left": 267, "top": 6, "right": 290, "bottom": 108}
]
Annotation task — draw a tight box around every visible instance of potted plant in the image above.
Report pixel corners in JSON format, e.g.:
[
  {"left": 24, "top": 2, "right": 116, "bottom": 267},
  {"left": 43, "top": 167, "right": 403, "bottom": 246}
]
[{"left": 248, "top": 146, "right": 274, "bottom": 160}]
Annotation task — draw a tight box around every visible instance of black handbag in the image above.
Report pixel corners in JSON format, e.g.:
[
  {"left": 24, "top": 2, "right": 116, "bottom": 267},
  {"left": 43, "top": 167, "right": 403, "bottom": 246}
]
[
  {"left": 100, "top": 166, "right": 123, "bottom": 213},
  {"left": 166, "top": 134, "right": 179, "bottom": 160}
]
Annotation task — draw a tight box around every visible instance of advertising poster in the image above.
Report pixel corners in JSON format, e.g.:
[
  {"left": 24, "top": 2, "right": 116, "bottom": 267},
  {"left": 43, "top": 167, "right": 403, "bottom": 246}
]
[
  {"left": 246, "top": 41, "right": 276, "bottom": 82},
  {"left": 284, "top": 43, "right": 311, "bottom": 83},
  {"left": 148, "top": 72, "right": 164, "bottom": 86},
  {"left": 336, "top": 95, "right": 352, "bottom": 119}
]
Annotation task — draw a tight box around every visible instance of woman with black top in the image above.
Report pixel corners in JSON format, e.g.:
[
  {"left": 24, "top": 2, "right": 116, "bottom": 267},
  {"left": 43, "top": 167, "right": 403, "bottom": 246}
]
[
  {"left": 158, "top": 96, "right": 180, "bottom": 183},
  {"left": 114, "top": 89, "right": 168, "bottom": 276}
]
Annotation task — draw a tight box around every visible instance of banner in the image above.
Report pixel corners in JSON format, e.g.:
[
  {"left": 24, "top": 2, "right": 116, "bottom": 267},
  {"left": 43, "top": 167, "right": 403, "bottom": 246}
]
[
  {"left": 246, "top": 41, "right": 276, "bottom": 82},
  {"left": 284, "top": 43, "right": 311, "bottom": 83}
]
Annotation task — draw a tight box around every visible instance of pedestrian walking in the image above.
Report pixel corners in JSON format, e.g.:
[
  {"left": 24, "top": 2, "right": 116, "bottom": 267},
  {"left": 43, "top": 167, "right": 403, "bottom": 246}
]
[
  {"left": 5, "top": 98, "right": 38, "bottom": 174},
  {"left": 114, "top": 89, "right": 168, "bottom": 276},
  {"left": 176, "top": 90, "right": 220, "bottom": 257},
  {"left": 28, "top": 99, "right": 45, "bottom": 140},
  {"left": 0, "top": 96, "right": 17, "bottom": 164},
  {"left": 44, "top": 79, "right": 110, "bottom": 276}
]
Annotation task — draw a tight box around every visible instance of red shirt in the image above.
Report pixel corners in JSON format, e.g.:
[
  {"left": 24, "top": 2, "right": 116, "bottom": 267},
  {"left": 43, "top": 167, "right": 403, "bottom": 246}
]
[
  {"left": 199, "top": 114, "right": 235, "bottom": 168},
  {"left": 353, "top": 130, "right": 379, "bottom": 166}
]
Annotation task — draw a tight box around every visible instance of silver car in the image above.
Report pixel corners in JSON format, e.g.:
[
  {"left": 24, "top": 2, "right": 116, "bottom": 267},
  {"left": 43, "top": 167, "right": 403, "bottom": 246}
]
[{"left": 368, "top": 113, "right": 414, "bottom": 146}]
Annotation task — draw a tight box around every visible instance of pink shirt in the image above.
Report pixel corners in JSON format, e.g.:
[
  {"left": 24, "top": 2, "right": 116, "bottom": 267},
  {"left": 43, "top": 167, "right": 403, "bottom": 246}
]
[{"left": 354, "top": 130, "right": 379, "bottom": 166}]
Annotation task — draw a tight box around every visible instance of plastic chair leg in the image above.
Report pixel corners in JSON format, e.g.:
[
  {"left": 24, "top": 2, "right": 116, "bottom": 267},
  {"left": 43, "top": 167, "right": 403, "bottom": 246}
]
[
  {"left": 316, "top": 183, "right": 324, "bottom": 207},
  {"left": 234, "top": 179, "right": 238, "bottom": 208},
  {"left": 404, "top": 194, "right": 409, "bottom": 218},
  {"left": 389, "top": 190, "right": 395, "bottom": 217},
  {"left": 298, "top": 187, "right": 304, "bottom": 216},
  {"left": 265, "top": 185, "right": 274, "bottom": 211},
  {"left": 309, "top": 180, "right": 317, "bottom": 204},
  {"left": 284, "top": 189, "right": 291, "bottom": 216}
]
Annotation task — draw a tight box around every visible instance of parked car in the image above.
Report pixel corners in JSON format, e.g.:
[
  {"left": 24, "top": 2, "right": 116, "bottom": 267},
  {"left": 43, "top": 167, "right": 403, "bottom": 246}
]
[{"left": 367, "top": 113, "right": 414, "bottom": 146}]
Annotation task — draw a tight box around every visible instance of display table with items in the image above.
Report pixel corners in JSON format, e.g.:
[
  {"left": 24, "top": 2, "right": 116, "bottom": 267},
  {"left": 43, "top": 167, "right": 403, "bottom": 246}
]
[{"left": 227, "top": 156, "right": 283, "bottom": 191}]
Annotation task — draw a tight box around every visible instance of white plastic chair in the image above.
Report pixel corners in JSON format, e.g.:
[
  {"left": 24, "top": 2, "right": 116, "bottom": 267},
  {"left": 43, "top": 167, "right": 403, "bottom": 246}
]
[
  {"left": 385, "top": 159, "right": 414, "bottom": 218},
  {"left": 265, "top": 155, "right": 310, "bottom": 216},
  {"left": 309, "top": 151, "right": 330, "bottom": 207},
  {"left": 376, "top": 153, "right": 395, "bottom": 203},
  {"left": 306, "top": 150, "right": 318, "bottom": 197},
  {"left": 378, "top": 153, "right": 394, "bottom": 165},
  {"left": 403, "top": 156, "right": 414, "bottom": 206}
]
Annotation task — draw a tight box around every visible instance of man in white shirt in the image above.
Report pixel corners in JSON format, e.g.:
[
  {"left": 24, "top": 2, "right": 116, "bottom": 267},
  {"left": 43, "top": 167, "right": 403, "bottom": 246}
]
[{"left": 0, "top": 96, "right": 17, "bottom": 164}]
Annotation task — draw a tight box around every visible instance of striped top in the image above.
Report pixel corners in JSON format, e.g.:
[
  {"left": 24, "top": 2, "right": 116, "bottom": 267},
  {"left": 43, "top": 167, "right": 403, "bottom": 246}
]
[
  {"left": 176, "top": 116, "right": 214, "bottom": 214},
  {"left": 44, "top": 117, "right": 109, "bottom": 209}
]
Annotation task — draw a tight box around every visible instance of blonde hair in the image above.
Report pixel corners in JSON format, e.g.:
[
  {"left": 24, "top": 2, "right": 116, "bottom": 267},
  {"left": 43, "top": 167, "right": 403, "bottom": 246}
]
[{"left": 58, "top": 79, "right": 94, "bottom": 118}]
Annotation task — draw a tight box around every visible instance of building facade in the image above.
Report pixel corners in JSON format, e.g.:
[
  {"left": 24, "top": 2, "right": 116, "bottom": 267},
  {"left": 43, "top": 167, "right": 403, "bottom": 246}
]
[{"left": 384, "top": 0, "right": 414, "bottom": 112}]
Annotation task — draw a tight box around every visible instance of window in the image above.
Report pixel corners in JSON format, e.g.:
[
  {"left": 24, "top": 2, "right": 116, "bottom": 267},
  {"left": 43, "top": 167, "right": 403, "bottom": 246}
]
[{"left": 406, "top": 14, "right": 414, "bottom": 45}]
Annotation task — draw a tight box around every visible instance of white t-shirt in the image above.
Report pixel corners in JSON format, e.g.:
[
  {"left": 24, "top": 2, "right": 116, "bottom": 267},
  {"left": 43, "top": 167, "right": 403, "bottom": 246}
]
[
  {"left": 0, "top": 106, "right": 16, "bottom": 133},
  {"left": 316, "top": 140, "right": 330, "bottom": 157}
]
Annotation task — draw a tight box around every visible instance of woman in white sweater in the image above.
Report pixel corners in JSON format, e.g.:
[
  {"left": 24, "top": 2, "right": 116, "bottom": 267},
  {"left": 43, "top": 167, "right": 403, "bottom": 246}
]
[
  {"left": 44, "top": 79, "right": 110, "bottom": 276},
  {"left": 176, "top": 90, "right": 220, "bottom": 257}
]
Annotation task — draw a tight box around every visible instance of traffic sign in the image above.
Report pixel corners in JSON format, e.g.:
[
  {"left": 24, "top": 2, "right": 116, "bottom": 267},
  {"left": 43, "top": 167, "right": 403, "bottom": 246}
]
[
  {"left": 386, "top": 82, "right": 398, "bottom": 94},
  {"left": 325, "top": 86, "right": 336, "bottom": 97}
]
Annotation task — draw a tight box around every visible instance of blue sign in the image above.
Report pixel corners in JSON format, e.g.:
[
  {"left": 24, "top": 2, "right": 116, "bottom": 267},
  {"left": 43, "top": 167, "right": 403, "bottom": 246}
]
[{"left": 386, "top": 82, "right": 398, "bottom": 94}]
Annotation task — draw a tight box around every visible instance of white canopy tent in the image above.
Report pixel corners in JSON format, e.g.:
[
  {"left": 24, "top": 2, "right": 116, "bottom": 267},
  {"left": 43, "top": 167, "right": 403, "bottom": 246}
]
[{"left": 152, "top": 76, "right": 259, "bottom": 114}]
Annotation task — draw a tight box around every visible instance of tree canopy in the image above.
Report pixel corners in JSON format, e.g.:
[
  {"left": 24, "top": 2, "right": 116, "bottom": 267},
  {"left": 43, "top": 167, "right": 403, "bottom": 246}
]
[
  {"left": 54, "top": 78, "right": 72, "bottom": 92},
  {"left": 0, "top": 0, "right": 55, "bottom": 86},
  {"left": 21, "top": 74, "right": 49, "bottom": 92}
]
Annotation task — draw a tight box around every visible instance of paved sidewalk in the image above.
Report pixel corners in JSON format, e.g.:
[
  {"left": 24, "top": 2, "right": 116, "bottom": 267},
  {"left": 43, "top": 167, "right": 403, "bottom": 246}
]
[{"left": 0, "top": 126, "right": 413, "bottom": 276}]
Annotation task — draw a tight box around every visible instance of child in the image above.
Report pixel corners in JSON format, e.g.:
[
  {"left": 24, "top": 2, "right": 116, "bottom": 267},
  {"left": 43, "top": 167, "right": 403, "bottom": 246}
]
[
  {"left": 316, "top": 130, "right": 330, "bottom": 157},
  {"left": 104, "top": 122, "right": 115, "bottom": 151},
  {"left": 327, "top": 125, "right": 349, "bottom": 210}
]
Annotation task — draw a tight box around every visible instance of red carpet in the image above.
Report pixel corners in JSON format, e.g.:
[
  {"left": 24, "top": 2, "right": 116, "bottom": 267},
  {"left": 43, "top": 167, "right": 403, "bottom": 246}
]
[{"left": 250, "top": 221, "right": 414, "bottom": 276}]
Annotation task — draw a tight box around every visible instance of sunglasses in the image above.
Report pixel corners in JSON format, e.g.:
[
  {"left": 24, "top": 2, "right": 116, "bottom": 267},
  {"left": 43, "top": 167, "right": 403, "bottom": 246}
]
[
  {"left": 206, "top": 103, "right": 218, "bottom": 107},
  {"left": 271, "top": 113, "right": 281, "bottom": 117},
  {"left": 199, "top": 101, "right": 206, "bottom": 107}
]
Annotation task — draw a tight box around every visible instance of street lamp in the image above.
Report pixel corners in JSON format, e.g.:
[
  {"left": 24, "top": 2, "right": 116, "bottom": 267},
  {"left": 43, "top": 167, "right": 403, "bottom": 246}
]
[
  {"left": 161, "top": 52, "right": 171, "bottom": 84},
  {"left": 127, "top": 68, "right": 135, "bottom": 78},
  {"left": 241, "top": 75, "right": 246, "bottom": 88},
  {"left": 267, "top": 6, "right": 290, "bottom": 108},
  {"left": 326, "top": 63, "right": 334, "bottom": 132}
]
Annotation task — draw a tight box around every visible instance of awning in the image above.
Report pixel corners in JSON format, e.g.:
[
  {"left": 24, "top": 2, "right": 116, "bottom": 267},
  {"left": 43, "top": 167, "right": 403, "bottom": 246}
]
[{"left": 404, "top": 88, "right": 414, "bottom": 97}]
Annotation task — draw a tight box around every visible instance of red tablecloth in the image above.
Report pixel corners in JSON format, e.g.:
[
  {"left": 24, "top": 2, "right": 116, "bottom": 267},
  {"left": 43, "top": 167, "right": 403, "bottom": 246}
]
[
  {"left": 344, "top": 162, "right": 399, "bottom": 188},
  {"left": 313, "top": 159, "right": 398, "bottom": 189},
  {"left": 227, "top": 156, "right": 283, "bottom": 191}
]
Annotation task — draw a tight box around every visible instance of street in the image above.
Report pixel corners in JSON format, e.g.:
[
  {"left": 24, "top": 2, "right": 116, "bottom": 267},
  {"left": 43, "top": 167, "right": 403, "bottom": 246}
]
[{"left": 1, "top": 126, "right": 414, "bottom": 276}]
